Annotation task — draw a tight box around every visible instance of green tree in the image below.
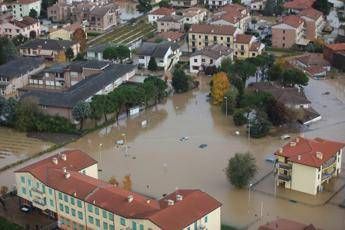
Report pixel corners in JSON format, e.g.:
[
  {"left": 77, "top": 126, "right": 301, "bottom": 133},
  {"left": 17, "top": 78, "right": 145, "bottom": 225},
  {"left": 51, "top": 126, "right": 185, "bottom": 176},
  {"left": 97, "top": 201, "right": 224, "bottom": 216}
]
[
  {"left": 172, "top": 67, "right": 189, "bottom": 93},
  {"left": 233, "top": 109, "right": 247, "bottom": 126},
  {"left": 29, "top": 9, "right": 38, "bottom": 18},
  {"left": 72, "top": 101, "right": 91, "bottom": 130},
  {"left": 232, "top": 60, "right": 257, "bottom": 84},
  {"left": 144, "top": 76, "right": 167, "bottom": 103},
  {"left": 268, "top": 63, "right": 283, "bottom": 82},
  {"left": 0, "top": 37, "right": 17, "bottom": 65},
  {"left": 143, "top": 80, "right": 156, "bottom": 107},
  {"left": 159, "top": 0, "right": 170, "bottom": 7},
  {"left": 15, "top": 98, "right": 41, "bottom": 132},
  {"left": 0, "top": 97, "right": 17, "bottom": 126},
  {"left": 265, "top": 98, "right": 287, "bottom": 126},
  {"left": 226, "top": 152, "right": 257, "bottom": 189},
  {"left": 12, "top": 34, "right": 28, "bottom": 46},
  {"left": 221, "top": 87, "right": 238, "bottom": 115},
  {"left": 249, "top": 111, "right": 271, "bottom": 138},
  {"left": 148, "top": 57, "right": 158, "bottom": 71},
  {"left": 313, "top": 0, "right": 331, "bottom": 15},
  {"left": 282, "top": 68, "right": 309, "bottom": 87},
  {"left": 116, "top": 45, "right": 130, "bottom": 63},
  {"left": 103, "top": 46, "right": 117, "bottom": 60},
  {"left": 65, "top": 47, "right": 74, "bottom": 61},
  {"left": 220, "top": 57, "right": 233, "bottom": 73},
  {"left": 137, "top": 0, "right": 152, "bottom": 13},
  {"left": 90, "top": 95, "right": 108, "bottom": 123}
]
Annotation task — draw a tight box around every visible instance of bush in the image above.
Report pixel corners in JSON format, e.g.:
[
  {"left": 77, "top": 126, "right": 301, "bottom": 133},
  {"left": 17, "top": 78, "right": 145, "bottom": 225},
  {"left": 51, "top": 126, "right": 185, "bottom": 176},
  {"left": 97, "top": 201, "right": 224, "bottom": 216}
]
[
  {"left": 233, "top": 109, "right": 247, "bottom": 126},
  {"left": 249, "top": 111, "right": 271, "bottom": 138}
]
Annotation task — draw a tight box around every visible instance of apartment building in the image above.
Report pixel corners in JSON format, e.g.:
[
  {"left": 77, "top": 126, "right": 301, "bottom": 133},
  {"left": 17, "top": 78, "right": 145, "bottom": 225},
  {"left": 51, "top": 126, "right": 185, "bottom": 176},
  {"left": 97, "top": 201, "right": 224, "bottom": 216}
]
[
  {"left": 233, "top": 34, "right": 265, "bottom": 59},
  {"left": 188, "top": 24, "right": 240, "bottom": 52},
  {"left": 9, "top": 0, "right": 41, "bottom": 19},
  {"left": 181, "top": 7, "right": 207, "bottom": 24},
  {"left": 298, "top": 8, "right": 325, "bottom": 40},
  {"left": 272, "top": 15, "right": 307, "bottom": 48},
  {"left": 47, "top": 0, "right": 71, "bottom": 22},
  {"left": 204, "top": 0, "right": 231, "bottom": 9},
  {"left": 87, "top": 3, "right": 118, "bottom": 31},
  {"left": 157, "top": 15, "right": 183, "bottom": 32},
  {"left": 210, "top": 4, "right": 251, "bottom": 32},
  {"left": 274, "top": 137, "right": 344, "bottom": 195},
  {"left": 15, "top": 150, "right": 222, "bottom": 230},
  {"left": 148, "top": 7, "right": 175, "bottom": 24},
  {"left": 0, "top": 16, "right": 40, "bottom": 38},
  {"left": 189, "top": 44, "right": 233, "bottom": 73},
  {"left": 171, "top": 0, "right": 197, "bottom": 7}
]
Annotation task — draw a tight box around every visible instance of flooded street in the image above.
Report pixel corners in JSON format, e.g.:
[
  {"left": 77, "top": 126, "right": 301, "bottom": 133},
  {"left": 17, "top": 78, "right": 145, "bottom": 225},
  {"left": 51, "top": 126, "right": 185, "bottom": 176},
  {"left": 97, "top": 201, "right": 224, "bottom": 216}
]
[{"left": 0, "top": 76, "right": 344, "bottom": 228}]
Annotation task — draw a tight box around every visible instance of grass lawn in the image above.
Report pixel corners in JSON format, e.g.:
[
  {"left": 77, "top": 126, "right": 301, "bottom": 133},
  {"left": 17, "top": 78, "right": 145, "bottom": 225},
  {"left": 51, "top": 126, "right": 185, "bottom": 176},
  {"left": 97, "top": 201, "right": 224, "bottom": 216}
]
[{"left": 0, "top": 217, "right": 22, "bottom": 230}]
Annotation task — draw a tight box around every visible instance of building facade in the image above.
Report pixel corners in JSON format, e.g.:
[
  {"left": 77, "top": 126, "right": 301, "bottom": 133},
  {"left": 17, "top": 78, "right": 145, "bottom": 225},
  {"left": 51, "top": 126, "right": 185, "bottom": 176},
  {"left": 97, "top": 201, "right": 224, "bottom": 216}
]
[
  {"left": 148, "top": 7, "right": 175, "bottom": 24},
  {"left": 157, "top": 15, "right": 183, "bottom": 32},
  {"left": 10, "top": 0, "right": 41, "bottom": 19},
  {"left": 0, "top": 16, "right": 40, "bottom": 38},
  {"left": 15, "top": 150, "right": 222, "bottom": 230},
  {"left": 274, "top": 137, "right": 344, "bottom": 195},
  {"left": 171, "top": 0, "right": 197, "bottom": 7},
  {"left": 233, "top": 34, "right": 265, "bottom": 59}
]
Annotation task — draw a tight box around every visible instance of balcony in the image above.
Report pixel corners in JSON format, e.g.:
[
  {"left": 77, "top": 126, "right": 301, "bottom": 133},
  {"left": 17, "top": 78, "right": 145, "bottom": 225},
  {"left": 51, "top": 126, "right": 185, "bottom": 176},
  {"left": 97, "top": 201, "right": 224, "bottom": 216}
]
[
  {"left": 322, "top": 167, "right": 336, "bottom": 182},
  {"left": 322, "top": 156, "right": 336, "bottom": 170},
  {"left": 277, "top": 162, "right": 292, "bottom": 170},
  {"left": 278, "top": 174, "right": 291, "bottom": 181},
  {"left": 31, "top": 187, "right": 45, "bottom": 195},
  {"left": 32, "top": 197, "right": 47, "bottom": 209}
]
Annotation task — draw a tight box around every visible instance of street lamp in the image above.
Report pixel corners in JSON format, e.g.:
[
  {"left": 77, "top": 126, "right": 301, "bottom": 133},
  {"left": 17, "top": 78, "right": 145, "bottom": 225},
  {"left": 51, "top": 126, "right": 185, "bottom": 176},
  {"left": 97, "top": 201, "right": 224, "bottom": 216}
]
[
  {"left": 248, "top": 183, "right": 253, "bottom": 214},
  {"left": 224, "top": 96, "right": 228, "bottom": 117},
  {"left": 98, "top": 143, "right": 103, "bottom": 172}
]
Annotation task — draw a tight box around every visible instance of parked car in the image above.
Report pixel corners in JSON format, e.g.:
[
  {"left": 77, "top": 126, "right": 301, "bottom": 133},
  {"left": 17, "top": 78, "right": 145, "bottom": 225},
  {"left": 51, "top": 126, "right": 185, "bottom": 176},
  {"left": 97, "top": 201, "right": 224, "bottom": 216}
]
[{"left": 20, "top": 205, "right": 32, "bottom": 213}]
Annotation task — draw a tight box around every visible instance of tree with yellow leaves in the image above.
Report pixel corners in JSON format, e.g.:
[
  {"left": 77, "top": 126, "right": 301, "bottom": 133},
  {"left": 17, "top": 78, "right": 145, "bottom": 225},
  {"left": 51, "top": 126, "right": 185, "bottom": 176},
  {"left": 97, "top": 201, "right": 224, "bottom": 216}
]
[
  {"left": 122, "top": 174, "right": 132, "bottom": 191},
  {"left": 108, "top": 176, "right": 119, "bottom": 187},
  {"left": 211, "top": 72, "right": 230, "bottom": 105}
]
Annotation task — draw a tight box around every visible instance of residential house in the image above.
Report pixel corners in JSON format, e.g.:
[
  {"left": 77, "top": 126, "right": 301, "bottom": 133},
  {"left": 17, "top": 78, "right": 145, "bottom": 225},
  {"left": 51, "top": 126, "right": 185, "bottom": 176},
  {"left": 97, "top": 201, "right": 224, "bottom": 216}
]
[
  {"left": 210, "top": 4, "right": 251, "bottom": 32},
  {"left": 323, "top": 43, "right": 345, "bottom": 71},
  {"left": 87, "top": 3, "right": 118, "bottom": 31},
  {"left": 204, "top": 0, "right": 231, "bottom": 9},
  {"left": 149, "top": 31, "right": 185, "bottom": 43},
  {"left": 21, "top": 64, "right": 136, "bottom": 120},
  {"left": 233, "top": 34, "right": 265, "bottom": 59},
  {"left": 259, "top": 218, "right": 319, "bottom": 230},
  {"left": 250, "top": 0, "right": 267, "bottom": 11},
  {"left": 0, "top": 57, "right": 45, "bottom": 97},
  {"left": 188, "top": 24, "right": 240, "bottom": 52},
  {"left": 47, "top": 0, "right": 71, "bottom": 22},
  {"left": 274, "top": 137, "right": 344, "bottom": 195},
  {"left": 283, "top": 0, "right": 315, "bottom": 13},
  {"left": 49, "top": 23, "right": 83, "bottom": 40},
  {"left": 20, "top": 39, "right": 80, "bottom": 61},
  {"left": 157, "top": 15, "right": 184, "bottom": 32},
  {"left": 9, "top": 0, "right": 41, "bottom": 19},
  {"left": 148, "top": 7, "right": 175, "bottom": 24},
  {"left": 181, "top": 7, "right": 207, "bottom": 24},
  {"left": 272, "top": 15, "right": 307, "bottom": 48},
  {"left": 86, "top": 43, "right": 109, "bottom": 61},
  {"left": 136, "top": 42, "right": 181, "bottom": 71},
  {"left": 171, "top": 0, "right": 198, "bottom": 7},
  {"left": 189, "top": 44, "right": 233, "bottom": 73},
  {"left": 298, "top": 8, "right": 325, "bottom": 40},
  {"left": 27, "top": 60, "right": 111, "bottom": 89},
  {"left": 15, "top": 150, "right": 222, "bottom": 230},
  {"left": 289, "top": 53, "right": 330, "bottom": 79},
  {"left": 0, "top": 16, "right": 40, "bottom": 38}
]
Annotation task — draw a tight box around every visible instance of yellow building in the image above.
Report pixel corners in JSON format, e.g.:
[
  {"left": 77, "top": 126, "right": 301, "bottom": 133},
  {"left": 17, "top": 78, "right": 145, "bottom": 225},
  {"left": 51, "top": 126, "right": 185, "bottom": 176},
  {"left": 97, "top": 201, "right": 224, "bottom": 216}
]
[
  {"left": 233, "top": 34, "right": 265, "bottom": 59},
  {"left": 15, "top": 150, "right": 222, "bottom": 230},
  {"left": 274, "top": 137, "right": 344, "bottom": 195}
]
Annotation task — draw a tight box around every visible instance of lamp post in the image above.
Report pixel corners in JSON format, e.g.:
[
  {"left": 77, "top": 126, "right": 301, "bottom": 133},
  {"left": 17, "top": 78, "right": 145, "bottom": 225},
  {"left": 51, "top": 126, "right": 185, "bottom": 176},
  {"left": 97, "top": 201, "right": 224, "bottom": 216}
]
[
  {"left": 98, "top": 143, "right": 103, "bottom": 172},
  {"left": 224, "top": 96, "right": 228, "bottom": 117},
  {"left": 122, "top": 133, "right": 128, "bottom": 157},
  {"left": 248, "top": 183, "right": 253, "bottom": 214}
]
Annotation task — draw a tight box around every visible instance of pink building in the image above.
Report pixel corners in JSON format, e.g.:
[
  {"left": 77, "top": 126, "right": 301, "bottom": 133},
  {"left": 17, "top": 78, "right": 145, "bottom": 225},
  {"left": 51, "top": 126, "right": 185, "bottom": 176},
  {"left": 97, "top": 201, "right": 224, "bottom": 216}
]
[
  {"left": 272, "top": 15, "right": 305, "bottom": 48},
  {"left": 298, "top": 8, "right": 325, "bottom": 40},
  {"left": 0, "top": 16, "right": 40, "bottom": 38}
]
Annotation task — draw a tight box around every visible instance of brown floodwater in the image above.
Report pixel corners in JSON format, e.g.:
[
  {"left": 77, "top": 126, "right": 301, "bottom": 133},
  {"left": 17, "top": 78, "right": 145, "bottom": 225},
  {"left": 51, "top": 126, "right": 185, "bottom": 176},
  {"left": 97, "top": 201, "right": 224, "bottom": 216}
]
[{"left": 1, "top": 76, "right": 345, "bottom": 229}]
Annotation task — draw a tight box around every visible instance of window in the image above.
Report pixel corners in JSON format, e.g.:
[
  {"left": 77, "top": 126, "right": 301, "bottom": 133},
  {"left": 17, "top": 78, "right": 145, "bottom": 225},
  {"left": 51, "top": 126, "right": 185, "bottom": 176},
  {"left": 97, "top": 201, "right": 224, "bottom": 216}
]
[
  {"left": 140, "top": 224, "right": 144, "bottom": 230},
  {"left": 21, "top": 187, "right": 26, "bottom": 194},
  {"left": 210, "top": 59, "right": 213, "bottom": 64},
  {"left": 252, "top": 53, "right": 256, "bottom": 57},
  {"left": 95, "top": 218, "right": 100, "bottom": 227},
  {"left": 71, "top": 208, "right": 76, "bottom": 217},
  {"left": 21, "top": 176, "right": 25, "bottom": 183},
  {"left": 59, "top": 203, "right": 64, "bottom": 212},
  {"left": 205, "top": 216, "right": 208, "bottom": 223},
  {"left": 102, "top": 210, "right": 107, "bottom": 218},
  {"left": 132, "top": 222, "right": 137, "bottom": 230},
  {"left": 88, "top": 204, "right": 93, "bottom": 213},
  {"left": 108, "top": 213, "right": 114, "bottom": 221},
  {"left": 88, "top": 216, "right": 94, "bottom": 224},
  {"left": 241, "top": 45, "right": 244, "bottom": 50},
  {"left": 103, "top": 222, "right": 108, "bottom": 230},
  {"left": 283, "top": 37, "right": 285, "bottom": 40},
  {"left": 78, "top": 211, "right": 83, "bottom": 220},
  {"left": 227, "top": 37, "right": 230, "bottom": 42},
  {"left": 58, "top": 192, "right": 62, "bottom": 200},
  {"left": 28, "top": 179, "right": 31, "bottom": 186},
  {"left": 241, "top": 52, "right": 244, "bottom": 55},
  {"left": 283, "top": 30, "right": 285, "bottom": 34},
  {"left": 65, "top": 206, "right": 69, "bottom": 214},
  {"left": 194, "top": 59, "right": 197, "bottom": 63},
  {"left": 48, "top": 188, "right": 52, "bottom": 195},
  {"left": 282, "top": 43, "right": 285, "bottom": 48},
  {"left": 192, "top": 34, "right": 195, "bottom": 39},
  {"left": 42, "top": 185, "right": 45, "bottom": 193},
  {"left": 95, "top": 207, "right": 99, "bottom": 215},
  {"left": 194, "top": 222, "right": 197, "bottom": 230},
  {"left": 50, "top": 199, "right": 54, "bottom": 207},
  {"left": 64, "top": 194, "right": 68, "bottom": 202},
  {"left": 201, "top": 58, "right": 205, "bottom": 62},
  {"left": 77, "top": 200, "right": 82, "bottom": 208},
  {"left": 71, "top": 197, "right": 75, "bottom": 205},
  {"left": 120, "top": 218, "right": 126, "bottom": 226},
  {"left": 110, "top": 225, "right": 115, "bottom": 230}
]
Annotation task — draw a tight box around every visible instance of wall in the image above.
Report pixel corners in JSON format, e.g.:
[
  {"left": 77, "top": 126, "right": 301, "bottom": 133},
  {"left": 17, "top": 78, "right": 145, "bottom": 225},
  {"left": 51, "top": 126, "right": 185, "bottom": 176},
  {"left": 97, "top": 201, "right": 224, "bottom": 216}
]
[
  {"left": 272, "top": 26, "right": 296, "bottom": 48},
  {"left": 12, "top": 1, "right": 41, "bottom": 19},
  {"left": 291, "top": 163, "right": 318, "bottom": 195},
  {"left": 183, "top": 207, "right": 221, "bottom": 230},
  {"left": 188, "top": 32, "right": 235, "bottom": 52}
]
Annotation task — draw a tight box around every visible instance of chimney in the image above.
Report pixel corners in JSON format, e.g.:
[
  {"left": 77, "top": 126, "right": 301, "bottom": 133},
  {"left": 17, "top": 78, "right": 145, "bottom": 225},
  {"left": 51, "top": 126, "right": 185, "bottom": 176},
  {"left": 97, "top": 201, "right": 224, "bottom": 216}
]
[
  {"left": 64, "top": 172, "right": 71, "bottom": 179},
  {"left": 52, "top": 157, "right": 58, "bottom": 165},
  {"left": 93, "top": 200, "right": 96, "bottom": 204},
  {"left": 298, "top": 155, "right": 301, "bottom": 161},
  {"left": 73, "top": 192, "right": 77, "bottom": 197},
  {"left": 127, "top": 195, "right": 134, "bottom": 203},
  {"left": 146, "top": 200, "right": 151, "bottom": 204},
  {"left": 167, "top": 199, "right": 174, "bottom": 206},
  {"left": 61, "top": 153, "right": 67, "bottom": 161},
  {"left": 296, "top": 137, "right": 300, "bottom": 143},
  {"left": 316, "top": 151, "right": 323, "bottom": 160},
  {"left": 176, "top": 194, "right": 183, "bottom": 201},
  {"left": 278, "top": 148, "right": 283, "bottom": 154},
  {"left": 62, "top": 167, "right": 67, "bottom": 173},
  {"left": 290, "top": 141, "right": 296, "bottom": 147}
]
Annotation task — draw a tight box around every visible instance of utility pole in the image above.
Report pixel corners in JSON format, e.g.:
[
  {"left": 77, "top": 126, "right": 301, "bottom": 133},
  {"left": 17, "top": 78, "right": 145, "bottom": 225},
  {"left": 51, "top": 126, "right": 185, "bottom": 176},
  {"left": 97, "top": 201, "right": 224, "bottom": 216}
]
[{"left": 224, "top": 96, "right": 228, "bottom": 117}]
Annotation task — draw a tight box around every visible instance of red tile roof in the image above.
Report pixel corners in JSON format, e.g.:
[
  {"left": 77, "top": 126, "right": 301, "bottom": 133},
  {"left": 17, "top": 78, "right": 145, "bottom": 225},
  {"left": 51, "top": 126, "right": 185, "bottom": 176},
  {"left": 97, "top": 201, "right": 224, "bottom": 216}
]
[
  {"left": 235, "top": 34, "right": 253, "bottom": 44},
  {"left": 305, "top": 66, "right": 326, "bottom": 76},
  {"left": 275, "top": 137, "right": 345, "bottom": 168},
  {"left": 249, "top": 42, "right": 263, "bottom": 51},
  {"left": 298, "top": 8, "right": 323, "bottom": 20},
  {"left": 283, "top": 0, "right": 315, "bottom": 11},
  {"left": 212, "top": 3, "right": 248, "bottom": 24},
  {"left": 150, "top": 7, "right": 175, "bottom": 16},
  {"left": 189, "top": 24, "right": 237, "bottom": 35},
  {"left": 282, "top": 15, "right": 304, "bottom": 28},
  {"left": 16, "top": 150, "right": 222, "bottom": 229},
  {"left": 325, "top": 43, "right": 345, "bottom": 51},
  {"left": 16, "top": 0, "right": 40, "bottom": 4},
  {"left": 259, "top": 218, "right": 319, "bottom": 230},
  {"left": 13, "top": 16, "right": 38, "bottom": 28},
  {"left": 157, "top": 31, "right": 184, "bottom": 42}
]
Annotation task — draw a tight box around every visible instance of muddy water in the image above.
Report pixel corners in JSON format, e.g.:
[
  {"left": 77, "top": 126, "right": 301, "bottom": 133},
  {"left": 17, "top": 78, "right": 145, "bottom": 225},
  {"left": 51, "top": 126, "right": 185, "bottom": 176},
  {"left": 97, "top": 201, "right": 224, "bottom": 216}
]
[{"left": 65, "top": 76, "right": 345, "bottom": 229}]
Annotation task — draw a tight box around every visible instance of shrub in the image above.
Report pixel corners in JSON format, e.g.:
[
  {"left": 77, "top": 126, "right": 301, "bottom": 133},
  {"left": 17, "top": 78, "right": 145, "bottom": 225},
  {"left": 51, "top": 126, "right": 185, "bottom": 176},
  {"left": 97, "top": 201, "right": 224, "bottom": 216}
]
[{"left": 233, "top": 109, "right": 247, "bottom": 126}]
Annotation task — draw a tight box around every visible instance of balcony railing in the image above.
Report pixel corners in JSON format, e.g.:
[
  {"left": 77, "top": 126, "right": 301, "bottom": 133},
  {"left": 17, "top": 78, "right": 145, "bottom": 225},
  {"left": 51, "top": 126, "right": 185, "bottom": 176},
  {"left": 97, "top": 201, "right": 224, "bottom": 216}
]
[
  {"left": 31, "top": 187, "right": 45, "bottom": 195},
  {"left": 278, "top": 174, "right": 291, "bottom": 181},
  {"left": 322, "top": 156, "right": 336, "bottom": 170},
  {"left": 322, "top": 167, "right": 336, "bottom": 182},
  {"left": 33, "top": 198, "right": 46, "bottom": 207},
  {"left": 277, "top": 162, "right": 292, "bottom": 170}
]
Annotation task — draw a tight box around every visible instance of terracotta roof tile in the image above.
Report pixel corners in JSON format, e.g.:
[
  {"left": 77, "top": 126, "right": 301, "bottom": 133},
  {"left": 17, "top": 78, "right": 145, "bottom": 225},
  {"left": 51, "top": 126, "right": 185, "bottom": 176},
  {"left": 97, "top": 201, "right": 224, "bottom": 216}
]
[
  {"left": 299, "top": 8, "right": 323, "bottom": 20},
  {"left": 325, "top": 43, "right": 345, "bottom": 51},
  {"left": 150, "top": 7, "right": 175, "bottom": 16},
  {"left": 282, "top": 15, "right": 304, "bottom": 28},
  {"left": 212, "top": 3, "right": 248, "bottom": 24},
  {"left": 189, "top": 24, "right": 237, "bottom": 35},
  {"left": 275, "top": 137, "right": 345, "bottom": 168},
  {"left": 235, "top": 34, "right": 253, "bottom": 44},
  {"left": 283, "top": 0, "right": 315, "bottom": 10}
]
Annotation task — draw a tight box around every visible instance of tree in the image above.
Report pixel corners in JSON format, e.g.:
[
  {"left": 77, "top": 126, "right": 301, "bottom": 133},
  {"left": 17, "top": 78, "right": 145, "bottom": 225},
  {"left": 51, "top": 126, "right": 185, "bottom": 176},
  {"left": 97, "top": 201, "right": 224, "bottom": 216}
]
[
  {"left": 282, "top": 68, "right": 309, "bottom": 87},
  {"left": 232, "top": 60, "right": 257, "bottom": 84},
  {"left": 313, "top": 0, "right": 331, "bottom": 15},
  {"left": 221, "top": 87, "right": 238, "bottom": 115},
  {"left": 220, "top": 57, "right": 232, "bottom": 73},
  {"left": 65, "top": 47, "right": 74, "bottom": 61},
  {"left": 103, "top": 46, "right": 117, "bottom": 60},
  {"left": 211, "top": 72, "right": 230, "bottom": 105},
  {"left": 0, "top": 97, "right": 17, "bottom": 126},
  {"left": 265, "top": 98, "right": 288, "bottom": 126},
  {"left": 159, "top": 0, "right": 170, "bottom": 7},
  {"left": 12, "top": 34, "right": 28, "bottom": 46},
  {"left": 136, "top": 0, "right": 152, "bottom": 13},
  {"left": 226, "top": 152, "right": 257, "bottom": 189},
  {"left": 144, "top": 76, "right": 167, "bottom": 103},
  {"left": 116, "top": 45, "right": 130, "bottom": 63},
  {"left": 29, "top": 30, "right": 36, "bottom": 39},
  {"left": 249, "top": 111, "right": 271, "bottom": 138},
  {"left": 72, "top": 28, "right": 87, "bottom": 53},
  {"left": 172, "top": 67, "right": 189, "bottom": 93},
  {"left": 90, "top": 95, "right": 110, "bottom": 123},
  {"left": 122, "top": 175, "right": 132, "bottom": 191},
  {"left": 0, "top": 37, "right": 17, "bottom": 65},
  {"left": 233, "top": 109, "right": 247, "bottom": 126},
  {"left": 15, "top": 97, "right": 41, "bottom": 132},
  {"left": 268, "top": 63, "right": 283, "bottom": 81},
  {"left": 148, "top": 57, "right": 158, "bottom": 71},
  {"left": 29, "top": 9, "right": 38, "bottom": 18},
  {"left": 72, "top": 101, "right": 91, "bottom": 130},
  {"left": 108, "top": 176, "right": 119, "bottom": 187}
]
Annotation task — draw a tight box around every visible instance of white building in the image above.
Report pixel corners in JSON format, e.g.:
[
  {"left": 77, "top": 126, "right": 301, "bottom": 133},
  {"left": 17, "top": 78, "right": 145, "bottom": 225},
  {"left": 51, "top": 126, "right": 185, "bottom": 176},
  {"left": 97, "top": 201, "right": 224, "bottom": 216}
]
[
  {"left": 181, "top": 7, "right": 207, "bottom": 24},
  {"left": 136, "top": 42, "right": 181, "bottom": 71},
  {"left": 148, "top": 7, "right": 175, "bottom": 24},
  {"left": 0, "top": 16, "right": 40, "bottom": 38},
  {"left": 10, "top": 0, "right": 41, "bottom": 19},
  {"left": 15, "top": 150, "right": 222, "bottom": 230},
  {"left": 190, "top": 44, "right": 233, "bottom": 73},
  {"left": 204, "top": 0, "right": 231, "bottom": 9}
]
